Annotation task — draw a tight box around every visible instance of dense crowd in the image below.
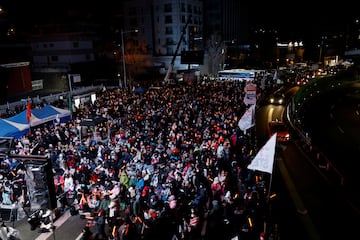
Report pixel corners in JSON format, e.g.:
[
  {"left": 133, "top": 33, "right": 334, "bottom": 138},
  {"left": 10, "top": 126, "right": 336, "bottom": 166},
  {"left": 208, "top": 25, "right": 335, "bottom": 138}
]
[{"left": 0, "top": 80, "right": 273, "bottom": 240}]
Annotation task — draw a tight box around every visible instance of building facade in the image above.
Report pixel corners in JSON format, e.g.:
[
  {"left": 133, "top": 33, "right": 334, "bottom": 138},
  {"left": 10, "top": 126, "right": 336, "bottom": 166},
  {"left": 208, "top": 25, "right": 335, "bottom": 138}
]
[
  {"left": 30, "top": 32, "right": 96, "bottom": 73},
  {"left": 123, "top": 0, "right": 203, "bottom": 73}
]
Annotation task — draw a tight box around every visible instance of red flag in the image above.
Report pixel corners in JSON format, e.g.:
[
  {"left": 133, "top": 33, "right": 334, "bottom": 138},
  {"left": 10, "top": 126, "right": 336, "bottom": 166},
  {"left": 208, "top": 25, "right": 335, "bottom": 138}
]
[{"left": 26, "top": 98, "right": 31, "bottom": 123}]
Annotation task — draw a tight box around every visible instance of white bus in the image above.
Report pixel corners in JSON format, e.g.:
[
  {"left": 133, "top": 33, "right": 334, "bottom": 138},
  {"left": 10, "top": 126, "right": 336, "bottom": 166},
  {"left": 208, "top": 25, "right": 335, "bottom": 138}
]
[{"left": 218, "top": 69, "right": 265, "bottom": 81}]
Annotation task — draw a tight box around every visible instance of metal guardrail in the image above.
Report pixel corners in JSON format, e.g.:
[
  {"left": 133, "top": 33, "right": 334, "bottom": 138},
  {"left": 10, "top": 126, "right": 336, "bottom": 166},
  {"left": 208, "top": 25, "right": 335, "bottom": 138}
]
[{"left": 286, "top": 100, "right": 345, "bottom": 187}]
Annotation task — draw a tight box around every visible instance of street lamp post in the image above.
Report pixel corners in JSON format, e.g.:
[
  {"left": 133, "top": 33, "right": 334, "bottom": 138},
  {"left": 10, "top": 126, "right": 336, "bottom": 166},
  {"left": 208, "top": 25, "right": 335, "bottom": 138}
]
[
  {"left": 318, "top": 36, "right": 326, "bottom": 64},
  {"left": 121, "top": 29, "right": 138, "bottom": 90}
]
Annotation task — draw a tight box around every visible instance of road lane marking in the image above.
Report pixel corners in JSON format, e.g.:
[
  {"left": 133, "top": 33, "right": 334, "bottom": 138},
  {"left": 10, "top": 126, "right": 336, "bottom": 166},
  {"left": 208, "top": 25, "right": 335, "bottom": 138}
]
[
  {"left": 337, "top": 125, "right": 344, "bottom": 133},
  {"left": 277, "top": 157, "right": 321, "bottom": 240},
  {"left": 75, "top": 232, "right": 84, "bottom": 240}
]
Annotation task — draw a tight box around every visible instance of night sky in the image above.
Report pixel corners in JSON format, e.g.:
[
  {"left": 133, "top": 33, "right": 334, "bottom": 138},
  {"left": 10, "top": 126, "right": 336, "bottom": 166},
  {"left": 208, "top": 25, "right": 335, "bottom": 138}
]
[
  {"left": 249, "top": 2, "right": 358, "bottom": 38},
  {"left": 2, "top": 1, "right": 359, "bottom": 43}
]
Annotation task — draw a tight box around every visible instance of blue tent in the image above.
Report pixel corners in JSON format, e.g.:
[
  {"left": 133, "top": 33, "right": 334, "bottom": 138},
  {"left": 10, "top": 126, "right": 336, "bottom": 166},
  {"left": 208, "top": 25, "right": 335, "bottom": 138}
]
[
  {"left": 7, "top": 105, "right": 71, "bottom": 127},
  {"left": 134, "top": 86, "right": 147, "bottom": 94},
  {"left": 6, "top": 110, "right": 32, "bottom": 125},
  {"left": 31, "top": 105, "right": 71, "bottom": 126},
  {"left": 0, "top": 119, "right": 29, "bottom": 139},
  {"left": 1, "top": 105, "right": 71, "bottom": 138}
]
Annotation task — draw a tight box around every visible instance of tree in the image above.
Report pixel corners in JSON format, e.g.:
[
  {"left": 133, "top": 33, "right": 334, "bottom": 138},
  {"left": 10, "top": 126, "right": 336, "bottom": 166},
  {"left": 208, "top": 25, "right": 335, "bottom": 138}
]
[{"left": 206, "top": 33, "right": 227, "bottom": 76}]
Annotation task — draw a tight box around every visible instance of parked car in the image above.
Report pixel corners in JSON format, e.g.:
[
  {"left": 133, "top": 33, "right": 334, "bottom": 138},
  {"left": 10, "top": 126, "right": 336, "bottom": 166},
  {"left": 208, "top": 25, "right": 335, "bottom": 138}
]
[{"left": 269, "top": 121, "right": 291, "bottom": 143}]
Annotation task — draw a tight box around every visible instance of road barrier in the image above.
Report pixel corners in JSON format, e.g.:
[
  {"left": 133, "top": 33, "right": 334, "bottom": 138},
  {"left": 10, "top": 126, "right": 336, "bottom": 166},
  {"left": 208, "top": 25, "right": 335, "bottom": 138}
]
[{"left": 286, "top": 101, "right": 345, "bottom": 187}]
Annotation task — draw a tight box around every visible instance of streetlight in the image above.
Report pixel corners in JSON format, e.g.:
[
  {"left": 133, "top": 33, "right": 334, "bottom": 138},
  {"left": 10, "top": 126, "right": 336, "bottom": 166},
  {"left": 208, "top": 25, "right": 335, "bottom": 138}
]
[
  {"left": 121, "top": 29, "right": 138, "bottom": 90},
  {"left": 318, "top": 36, "right": 326, "bottom": 64}
]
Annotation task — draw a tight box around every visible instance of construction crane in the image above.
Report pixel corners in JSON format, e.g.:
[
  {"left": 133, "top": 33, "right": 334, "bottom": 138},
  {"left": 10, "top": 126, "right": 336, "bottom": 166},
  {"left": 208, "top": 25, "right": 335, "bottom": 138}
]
[{"left": 163, "top": 14, "right": 192, "bottom": 84}]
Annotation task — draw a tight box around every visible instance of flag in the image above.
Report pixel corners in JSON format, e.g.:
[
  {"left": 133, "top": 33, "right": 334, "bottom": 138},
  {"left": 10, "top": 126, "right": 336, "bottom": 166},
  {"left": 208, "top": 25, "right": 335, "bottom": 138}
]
[
  {"left": 247, "top": 133, "right": 277, "bottom": 174},
  {"left": 26, "top": 97, "right": 31, "bottom": 123},
  {"left": 54, "top": 114, "right": 60, "bottom": 126},
  {"left": 273, "top": 69, "right": 278, "bottom": 81},
  {"left": 238, "top": 104, "right": 255, "bottom": 132}
]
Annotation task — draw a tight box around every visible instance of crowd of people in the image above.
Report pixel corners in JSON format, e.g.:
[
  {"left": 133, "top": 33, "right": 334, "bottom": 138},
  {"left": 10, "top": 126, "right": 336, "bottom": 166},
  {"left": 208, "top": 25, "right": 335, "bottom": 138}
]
[{"left": 0, "top": 80, "right": 274, "bottom": 240}]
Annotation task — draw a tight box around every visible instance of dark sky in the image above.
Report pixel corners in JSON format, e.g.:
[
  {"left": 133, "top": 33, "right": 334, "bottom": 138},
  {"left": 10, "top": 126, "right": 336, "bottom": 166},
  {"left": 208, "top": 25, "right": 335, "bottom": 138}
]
[
  {"left": 249, "top": 2, "right": 358, "bottom": 39},
  {"left": 8, "top": 1, "right": 357, "bottom": 29},
  {"left": 3, "top": 1, "right": 112, "bottom": 26},
  {"left": 2, "top": 1, "right": 359, "bottom": 42}
]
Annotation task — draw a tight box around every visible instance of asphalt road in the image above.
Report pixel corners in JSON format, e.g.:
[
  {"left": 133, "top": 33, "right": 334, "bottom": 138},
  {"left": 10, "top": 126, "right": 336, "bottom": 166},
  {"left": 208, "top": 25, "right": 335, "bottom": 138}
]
[
  {"left": 258, "top": 85, "right": 360, "bottom": 240},
  {"left": 10, "top": 210, "right": 87, "bottom": 240},
  {"left": 301, "top": 83, "right": 360, "bottom": 187}
]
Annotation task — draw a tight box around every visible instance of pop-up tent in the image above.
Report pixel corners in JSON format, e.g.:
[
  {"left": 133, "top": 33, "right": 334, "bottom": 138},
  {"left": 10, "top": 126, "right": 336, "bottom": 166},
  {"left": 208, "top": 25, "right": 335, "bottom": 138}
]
[
  {"left": 6, "top": 105, "right": 71, "bottom": 127},
  {"left": 79, "top": 115, "right": 108, "bottom": 127},
  {"left": 0, "top": 105, "right": 71, "bottom": 138},
  {"left": 133, "top": 86, "right": 147, "bottom": 94},
  {"left": 31, "top": 105, "right": 71, "bottom": 126},
  {"left": 0, "top": 118, "right": 30, "bottom": 139},
  {"left": 79, "top": 114, "right": 109, "bottom": 144},
  {"left": 6, "top": 110, "right": 40, "bottom": 125}
]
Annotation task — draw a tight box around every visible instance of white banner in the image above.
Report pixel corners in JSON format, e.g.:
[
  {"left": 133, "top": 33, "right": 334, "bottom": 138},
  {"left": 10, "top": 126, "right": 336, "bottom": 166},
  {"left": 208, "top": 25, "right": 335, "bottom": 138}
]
[{"left": 247, "top": 133, "right": 277, "bottom": 174}]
